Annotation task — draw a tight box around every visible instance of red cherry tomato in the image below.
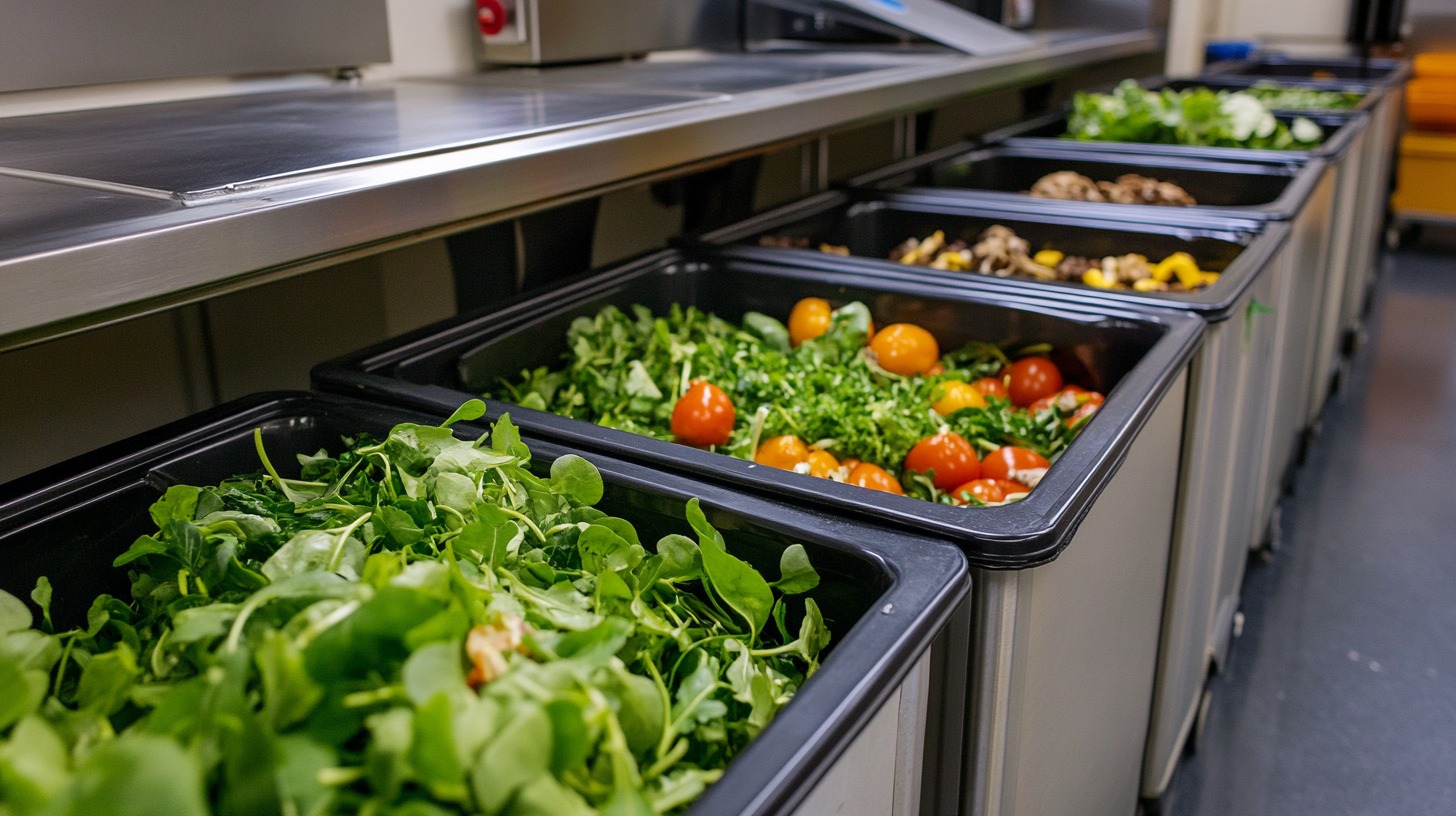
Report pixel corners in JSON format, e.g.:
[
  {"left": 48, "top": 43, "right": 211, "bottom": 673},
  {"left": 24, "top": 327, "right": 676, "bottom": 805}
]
[
  {"left": 1067, "top": 402, "right": 1100, "bottom": 428},
  {"left": 981, "top": 446, "right": 1051, "bottom": 482},
  {"left": 1006, "top": 357, "right": 1064, "bottom": 407},
  {"left": 670, "top": 381, "right": 735, "bottom": 447},
  {"left": 846, "top": 462, "right": 905, "bottom": 495},
  {"left": 971, "top": 376, "right": 1009, "bottom": 400},
  {"left": 903, "top": 432, "right": 981, "bottom": 491},
  {"left": 950, "top": 478, "right": 1005, "bottom": 505}
]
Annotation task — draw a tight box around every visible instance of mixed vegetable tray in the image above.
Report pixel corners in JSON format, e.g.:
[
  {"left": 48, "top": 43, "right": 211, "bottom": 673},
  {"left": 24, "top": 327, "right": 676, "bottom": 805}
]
[
  {"left": 314, "top": 251, "right": 1203, "bottom": 567},
  {"left": 0, "top": 393, "right": 969, "bottom": 816},
  {"left": 695, "top": 193, "right": 1289, "bottom": 320},
  {"left": 845, "top": 143, "right": 1328, "bottom": 222}
]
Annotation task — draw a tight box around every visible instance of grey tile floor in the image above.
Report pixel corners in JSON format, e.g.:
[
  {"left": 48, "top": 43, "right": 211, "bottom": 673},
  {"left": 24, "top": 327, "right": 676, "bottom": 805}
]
[{"left": 1165, "top": 237, "right": 1456, "bottom": 815}]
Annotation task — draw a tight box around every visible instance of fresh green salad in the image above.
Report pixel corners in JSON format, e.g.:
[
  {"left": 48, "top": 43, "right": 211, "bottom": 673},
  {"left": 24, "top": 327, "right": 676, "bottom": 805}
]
[
  {"left": 1244, "top": 81, "right": 1363, "bottom": 111},
  {"left": 497, "top": 301, "right": 1098, "bottom": 506},
  {"left": 0, "top": 402, "right": 828, "bottom": 816},
  {"left": 1067, "top": 80, "right": 1325, "bottom": 149}
]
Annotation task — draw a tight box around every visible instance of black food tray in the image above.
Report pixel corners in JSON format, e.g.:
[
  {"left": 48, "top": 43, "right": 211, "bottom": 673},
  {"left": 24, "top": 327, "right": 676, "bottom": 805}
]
[
  {"left": 0, "top": 391, "right": 969, "bottom": 816},
  {"left": 981, "top": 108, "right": 1365, "bottom": 164},
  {"left": 1201, "top": 55, "right": 1411, "bottom": 89},
  {"left": 694, "top": 190, "right": 1289, "bottom": 323},
  {"left": 314, "top": 250, "right": 1202, "bottom": 569},
  {"left": 844, "top": 140, "right": 1329, "bottom": 222}
]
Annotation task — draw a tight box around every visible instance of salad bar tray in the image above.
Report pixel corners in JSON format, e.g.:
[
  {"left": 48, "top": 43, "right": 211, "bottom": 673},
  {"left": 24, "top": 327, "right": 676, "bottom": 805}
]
[
  {"left": 0, "top": 391, "right": 970, "bottom": 816},
  {"left": 315, "top": 250, "right": 1203, "bottom": 569},
  {"left": 845, "top": 141, "right": 1330, "bottom": 222},
  {"left": 697, "top": 191, "right": 1288, "bottom": 322}
]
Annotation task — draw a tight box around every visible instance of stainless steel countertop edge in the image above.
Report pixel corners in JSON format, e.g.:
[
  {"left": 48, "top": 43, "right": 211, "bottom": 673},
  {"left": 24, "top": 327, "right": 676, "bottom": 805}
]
[{"left": 0, "top": 30, "right": 1159, "bottom": 348}]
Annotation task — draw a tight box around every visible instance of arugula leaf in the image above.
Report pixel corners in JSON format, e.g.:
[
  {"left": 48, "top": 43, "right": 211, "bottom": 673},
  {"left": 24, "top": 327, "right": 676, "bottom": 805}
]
[{"left": 687, "top": 500, "right": 773, "bottom": 640}]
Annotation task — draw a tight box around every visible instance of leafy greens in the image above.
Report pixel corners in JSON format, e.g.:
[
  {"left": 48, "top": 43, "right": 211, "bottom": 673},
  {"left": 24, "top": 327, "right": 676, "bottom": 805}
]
[
  {"left": 0, "top": 405, "right": 828, "bottom": 816},
  {"left": 1067, "top": 80, "right": 1324, "bottom": 149},
  {"left": 494, "top": 303, "right": 1082, "bottom": 504}
]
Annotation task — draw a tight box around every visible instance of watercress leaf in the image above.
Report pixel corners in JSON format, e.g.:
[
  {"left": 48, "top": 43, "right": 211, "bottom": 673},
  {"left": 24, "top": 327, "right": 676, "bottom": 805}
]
[
  {"left": 196, "top": 510, "right": 280, "bottom": 539},
  {"left": 0, "top": 716, "right": 70, "bottom": 810},
  {"left": 112, "top": 534, "right": 172, "bottom": 568},
  {"left": 606, "top": 669, "right": 664, "bottom": 756},
  {"left": 508, "top": 773, "right": 596, "bottom": 816},
  {"left": 772, "top": 544, "right": 820, "bottom": 595},
  {"left": 365, "top": 707, "right": 415, "bottom": 801},
  {"left": 257, "top": 630, "right": 323, "bottom": 731},
  {"left": 577, "top": 523, "right": 633, "bottom": 574},
  {"left": 0, "top": 652, "right": 44, "bottom": 730},
  {"left": 148, "top": 484, "right": 200, "bottom": 528},
  {"left": 649, "top": 767, "right": 724, "bottom": 814},
  {"left": 411, "top": 692, "right": 469, "bottom": 802},
  {"left": 30, "top": 577, "right": 52, "bottom": 631},
  {"left": 263, "top": 529, "right": 366, "bottom": 582},
  {"left": 687, "top": 500, "right": 772, "bottom": 639},
  {"left": 3, "top": 629, "right": 62, "bottom": 674},
  {"left": 443, "top": 399, "right": 488, "bottom": 428},
  {"left": 742, "top": 312, "right": 791, "bottom": 352},
  {"left": 470, "top": 704, "right": 553, "bottom": 816},
  {"left": 403, "top": 641, "right": 471, "bottom": 709},
  {"left": 0, "top": 589, "right": 30, "bottom": 633},
  {"left": 553, "top": 617, "right": 632, "bottom": 666},
  {"left": 550, "top": 455, "right": 604, "bottom": 507},
  {"left": 491, "top": 414, "right": 523, "bottom": 455},
  {"left": 56, "top": 733, "right": 210, "bottom": 816},
  {"left": 168, "top": 603, "right": 239, "bottom": 647},
  {"left": 654, "top": 534, "right": 701, "bottom": 582},
  {"left": 797, "top": 598, "right": 831, "bottom": 664},
  {"left": 747, "top": 670, "right": 779, "bottom": 730},
  {"left": 542, "top": 698, "right": 593, "bottom": 776},
  {"left": 377, "top": 505, "right": 425, "bottom": 548},
  {"left": 432, "top": 471, "right": 480, "bottom": 513},
  {"left": 75, "top": 644, "right": 139, "bottom": 716},
  {"left": 274, "top": 734, "right": 338, "bottom": 816}
]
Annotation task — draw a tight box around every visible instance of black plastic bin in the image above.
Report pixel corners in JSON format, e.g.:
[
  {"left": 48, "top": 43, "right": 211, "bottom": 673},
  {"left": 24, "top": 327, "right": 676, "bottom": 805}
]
[
  {"left": 1202, "top": 55, "right": 1411, "bottom": 89},
  {"left": 689, "top": 188, "right": 1301, "bottom": 804},
  {"left": 315, "top": 249, "right": 1204, "bottom": 816},
  {"left": 845, "top": 140, "right": 1330, "bottom": 223},
  {"left": 0, "top": 391, "right": 969, "bottom": 816},
  {"left": 980, "top": 107, "right": 1365, "bottom": 165},
  {"left": 315, "top": 248, "right": 1202, "bottom": 570}
]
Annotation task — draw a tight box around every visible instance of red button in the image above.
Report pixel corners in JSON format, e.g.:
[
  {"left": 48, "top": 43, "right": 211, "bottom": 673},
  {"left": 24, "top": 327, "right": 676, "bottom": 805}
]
[{"left": 476, "top": 0, "right": 506, "bottom": 36}]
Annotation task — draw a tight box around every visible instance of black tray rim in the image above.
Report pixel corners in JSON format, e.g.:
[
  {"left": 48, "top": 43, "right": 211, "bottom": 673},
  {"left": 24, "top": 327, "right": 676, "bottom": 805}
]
[
  {"left": 841, "top": 139, "right": 1332, "bottom": 222},
  {"left": 0, "top": 390, "right": 971, "bottom": 816},
  {"left": 690, "top": 188, "right": 1293, "bottom": 323},
  {"left": 313, "top": 249, "right": 1205, "bottom": 570}
]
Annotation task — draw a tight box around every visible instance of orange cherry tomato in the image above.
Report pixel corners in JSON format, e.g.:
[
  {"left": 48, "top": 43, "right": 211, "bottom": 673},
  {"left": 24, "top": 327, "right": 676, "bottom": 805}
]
[
  {"left": 1006, "top": 357, "right": 1064, "bottom": 407},
  {"left": 981, "top": 446, "right": 1051, "bottom": 482},
  {"left": 931, "top": 380, "right": 989, "bottom": 416},
  {"left": 788, "top": 298, "right": 833, "bottom": 347},
  {"left": 869, "top": 324, "right": 940, "bottom": 376},
  {"left": 994, "top": 479, "right": 1032, "bottom": 497},
  {"left": 670, "top": 381, "right": 735, "bottom": 447},
  {"left": 971, "top": 377, "right": 1009, "bottom": 400},
  {"left": 754, "top": 435, "right": 810, "bottom": 471},
  {"left": 805, "top": 449, "right": 841, "bottom": 479},
  {"left": 903, "top": 432, "right": 981, "bottom": 491},
  {"left": 926, "top": 362, "right": 945, "bottom": 376},
  {"left": 950, "top": 478, "right": 1006, "bottom": 505},
  {"left": 846, "top": 462, "right": 905, "bottom": 495},
  {"left": 840, "top": 458, "right": 862, "bottom": 472}
]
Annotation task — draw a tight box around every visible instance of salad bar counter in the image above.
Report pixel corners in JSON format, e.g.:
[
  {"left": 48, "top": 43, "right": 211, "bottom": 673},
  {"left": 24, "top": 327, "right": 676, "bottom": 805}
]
[{"left": 0, "top": 54, "right": 1410, "bottom": 816}]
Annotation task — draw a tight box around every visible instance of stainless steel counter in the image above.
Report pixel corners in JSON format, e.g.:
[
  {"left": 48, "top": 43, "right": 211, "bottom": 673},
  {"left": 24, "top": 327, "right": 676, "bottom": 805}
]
[{"left": 0, "top": 31, "right": 1157, "bottom": 348}]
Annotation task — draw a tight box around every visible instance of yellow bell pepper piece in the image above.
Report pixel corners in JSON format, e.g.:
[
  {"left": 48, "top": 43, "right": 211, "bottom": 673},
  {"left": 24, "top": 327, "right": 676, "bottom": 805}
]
[
  {"left": 1152, "top": 252, "right": 1199, "bottom": 284},
  {"left": 1033, "top": 249, "right": 1064, "bottom": 267},
  {"left": 1082, "top": 268, "right": 1116, "bottom": 289},
  {"left": 1132, "top": 278, "right": 1167, "bottom": 292},
  {"left": 1200, "top": 271, "right": 1221, "bottom": 286}
]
